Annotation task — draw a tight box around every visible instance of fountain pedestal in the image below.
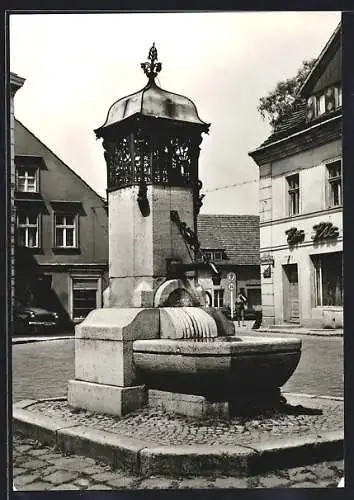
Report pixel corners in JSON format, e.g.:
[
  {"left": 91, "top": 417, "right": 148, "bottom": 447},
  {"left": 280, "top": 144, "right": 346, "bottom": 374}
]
[{"left": 68, "top": 308, "right": 160, "bottom": 416}]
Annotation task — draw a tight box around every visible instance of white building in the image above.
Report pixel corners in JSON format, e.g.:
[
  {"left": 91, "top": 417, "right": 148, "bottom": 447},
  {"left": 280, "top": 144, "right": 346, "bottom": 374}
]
[{"left": 249, "top": 23, "right": 342, "bottom": 328}]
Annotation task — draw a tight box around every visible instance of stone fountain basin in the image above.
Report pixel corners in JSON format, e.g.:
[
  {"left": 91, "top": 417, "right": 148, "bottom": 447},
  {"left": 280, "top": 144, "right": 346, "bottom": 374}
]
[{"left": 133, "top": 336, "right": 302, "bottom": 398}]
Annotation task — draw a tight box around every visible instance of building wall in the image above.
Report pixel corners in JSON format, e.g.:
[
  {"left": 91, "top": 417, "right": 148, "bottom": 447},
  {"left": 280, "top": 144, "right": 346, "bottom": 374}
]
[
  {"left": 10, "top": 75, "right": 25, "bottom": 320},
  {"left": 259, "top": 138, "right": 342, "bottom": 327},
  {"left": 14, "top": 120, "right": 108, "bottom": 323}
]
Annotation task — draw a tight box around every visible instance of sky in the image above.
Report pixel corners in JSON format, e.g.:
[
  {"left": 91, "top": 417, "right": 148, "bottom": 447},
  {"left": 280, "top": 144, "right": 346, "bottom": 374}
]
[{"left": 10, "top": 11, "right": 341, "bottom": 215}]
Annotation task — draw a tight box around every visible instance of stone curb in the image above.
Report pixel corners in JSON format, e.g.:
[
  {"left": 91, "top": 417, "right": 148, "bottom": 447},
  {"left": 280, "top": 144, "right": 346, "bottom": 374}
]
[
  {"left": 13, "top": 394, "right": 344, "bottom": 477},
  {"left": 12, "top": 335, "right": 74, "bottom": 345},
  {"left": 256, "top": 328, "right": 343, "bottom": 337}
]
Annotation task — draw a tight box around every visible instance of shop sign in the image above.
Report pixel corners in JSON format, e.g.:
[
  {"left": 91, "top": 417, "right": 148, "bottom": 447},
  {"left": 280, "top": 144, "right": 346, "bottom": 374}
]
[
  {"left": 312, "top": 222, "right": 339, "bottom": 242},
  {"left": 260, "top": 254, "right": 274, "bottom": 266},
  {"left": 263, "top": 265, "right": 272, "bottom": 278},
  {"left": 285, "top": 227, "right": 305, "bottom": 246}
]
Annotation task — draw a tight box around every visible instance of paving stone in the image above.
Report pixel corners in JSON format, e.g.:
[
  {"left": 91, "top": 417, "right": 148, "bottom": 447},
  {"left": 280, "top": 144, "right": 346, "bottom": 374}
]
[
  {"left": 20, "top": 481, "right": 53, "bottom": 491},
  {"left": 311, "top": 462, "right": 341, "bottom": 480},
  {"left": 80, "top": 465, "right": 111, "bottom": 475},
  {"left": 137, "top": 477, "right": 176, "bottom": 489},
  {"left": 105, "top": 475, "right": 141, "bottom": 489},
  {"left": 213, "top": 477, "right": 249, "bottom": 488},
  {"left": 176, "top": 477, "right": 216, "bottom": 489},
  {"left": 24, "top": 459, "right": 49, "bottom": 469},
  {"left": 45, "top": 456, "right": 97, "bottom": 472},
  {"left": 45, "top": 470, "right": 80, "bottom": 485},
  {"left": 52, "top": 484, "right": 81, "bottom": 490},
  {"left": 292, "top": 481, "right": 319, "bottom": 488},
  {"left": 290, "top": 471, "right": 316, "bottom": 483},
  {"left": 15, "top": 473, "right": 41, "bottom": 486},
  {"left": 74, "top": 477, "right": 91, "bottom": 488},
  {"left": 15, "top": 445, "right": 33, "bottom": 453},
  {"left": 13, "top": 454, "right": 32, "bottom": 465},
  {"left": 41, "top": 465, "right": 62, "bottom": 476},
  {"left": 89, "top": 484, "right": 113, "bottom": 490},
  {"left": 27, "top": 448, "right": 50, "bottom": 457},
  {"left": 259, "top": 474, "right": 292, "bottom": 488},
  {"left": 13, "top": 467, "right": 28, "bottom": 476},
  {"left": 91, "top": 471, "right": 123, "bottom": 483}
]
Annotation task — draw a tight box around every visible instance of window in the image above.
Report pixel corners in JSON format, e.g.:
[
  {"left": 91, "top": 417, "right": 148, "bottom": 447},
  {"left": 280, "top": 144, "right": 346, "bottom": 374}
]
[
  {"left": 213, "top": 251, "right": 223, "bottom": 262},
  {"left": 312, "top": 252, "right": 343, "bottom": 307},
  {"left": 316, "top": 94, "right": 326, "bottom": 116},
  {"left": 201, "top": 250, "right": 224, "bottom": 262},
  {"left": 213, "top": 289, "right": 224, "bottom": 308},
  {"left": 308, "top": 85, "right": 342, "bottom": 122},
  {"left": 286, "top": 174, "right": 300, "bottom": 216},
  {"left": 72, "top": 277, "right": 100, "bottom": 321},
  {"left": 16, "top": 167, "right": 38, "bottom": 192},
  {"left": 335, "top": 86, "right": 342, "bottom": 108},
  {"left": 54, "top": 214, "right": 77, "bottom": 248},
  {"left": 17, "top": 213, "right": 39, "bottom": 247},
  {"left": 327, "top": 159, "right": 342, "bottom": 207}
]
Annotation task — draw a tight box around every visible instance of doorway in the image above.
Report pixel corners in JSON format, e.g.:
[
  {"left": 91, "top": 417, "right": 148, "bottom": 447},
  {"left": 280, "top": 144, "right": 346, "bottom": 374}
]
[{"left": 283, "top": 264, "right": 299, "bottom": 323}]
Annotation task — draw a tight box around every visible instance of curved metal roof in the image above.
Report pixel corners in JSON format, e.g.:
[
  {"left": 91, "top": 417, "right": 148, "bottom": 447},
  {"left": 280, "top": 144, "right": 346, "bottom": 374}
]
[{"left": 95, "top": 44, "right": 209, "bottom": 135}]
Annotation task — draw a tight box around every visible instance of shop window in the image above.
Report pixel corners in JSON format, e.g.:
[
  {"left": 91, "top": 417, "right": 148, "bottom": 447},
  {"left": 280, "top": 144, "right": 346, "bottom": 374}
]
[
  {"left": 327, "top": 159, "right": 342, "bottom": 207},
  {"left": 16, "top": 166, "right": 39, "bottom": 193},
  {"left": 286, "top": 173, "right": 300, "bottom": 216},
  {"left": 213, "top": 289, "right": 224, "bottom": 308},
  {"left": 72, "top": 277, "right": 100, "bottom": 321},
  {"left": 54, "top": 213, "right": 78, "bottom": 248},
  {"left": 312, "top": 252, "right": 343, "bottom": 306},
  {"left": 17, "top": 212, "right": 40, "bottom": 248}
]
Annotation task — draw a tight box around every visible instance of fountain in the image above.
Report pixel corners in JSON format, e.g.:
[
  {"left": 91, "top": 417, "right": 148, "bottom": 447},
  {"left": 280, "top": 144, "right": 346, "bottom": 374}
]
[{"left": 67, "top": 44, "right": 301, "bottom": 419}]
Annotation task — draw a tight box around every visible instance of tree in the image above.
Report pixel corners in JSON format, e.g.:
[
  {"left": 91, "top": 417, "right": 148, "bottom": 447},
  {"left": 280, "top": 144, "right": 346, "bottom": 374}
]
[{"left": 257, "top": 59, "right": 317, "bottom": 130}]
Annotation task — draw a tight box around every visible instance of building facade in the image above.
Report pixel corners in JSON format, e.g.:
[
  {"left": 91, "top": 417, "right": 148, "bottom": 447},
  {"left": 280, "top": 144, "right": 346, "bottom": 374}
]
[
  {"left": 10, "top": 73, "right": 25, "bottom": 314},
  {"left": 249, "top": 23, "right": 342, "bottom": 328},
  {"left": 14, "top": 119, "right": 108, "bottom": 326},
  {"left": 197, "top": 214, "right": 261, "bottom": 312}
]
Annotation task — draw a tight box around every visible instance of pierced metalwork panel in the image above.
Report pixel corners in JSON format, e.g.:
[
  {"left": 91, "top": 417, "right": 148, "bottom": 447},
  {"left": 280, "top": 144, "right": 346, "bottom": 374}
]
[{"left": 104, "top": 131, "right": 201, "bottom": 190}]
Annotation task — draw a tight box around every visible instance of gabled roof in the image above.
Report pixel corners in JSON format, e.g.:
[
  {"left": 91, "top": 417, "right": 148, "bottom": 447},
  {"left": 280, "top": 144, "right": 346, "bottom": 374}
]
[
  {"left": 14, "top": 119, "right": 106, "bottom": 205},
  {"left": 197, "top": 215, "right": 260, "bottom": 266},
  {"left": 250, "top": 22, "right": 342, "bottom": 155},
  {"left": 297, "top": 21, "right": 341, "bottom": 97}
]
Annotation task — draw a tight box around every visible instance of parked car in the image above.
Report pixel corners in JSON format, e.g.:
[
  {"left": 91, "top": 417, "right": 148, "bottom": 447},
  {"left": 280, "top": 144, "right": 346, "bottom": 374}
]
[{"left": 13, "top": 299, "right": 62, "bottom": 334}]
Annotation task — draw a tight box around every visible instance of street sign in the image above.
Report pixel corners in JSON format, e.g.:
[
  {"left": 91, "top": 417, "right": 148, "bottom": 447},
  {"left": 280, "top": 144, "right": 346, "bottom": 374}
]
[
  {"left": 228, "top": 282, "right": 235, "bottom": 291},
  {"left": 227, "top": 272, "right": 236, "bottom": 282}
]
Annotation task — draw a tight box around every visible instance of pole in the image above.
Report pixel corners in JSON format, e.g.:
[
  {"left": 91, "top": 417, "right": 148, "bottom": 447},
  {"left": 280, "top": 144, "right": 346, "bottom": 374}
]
[{"left": 230, "top": 289, "right": 234, "bottom": 320}]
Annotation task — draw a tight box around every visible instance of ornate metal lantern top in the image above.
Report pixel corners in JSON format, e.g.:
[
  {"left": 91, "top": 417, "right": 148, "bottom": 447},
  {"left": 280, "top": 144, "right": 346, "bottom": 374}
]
[{"left": 95, "top": 43, "right": 209, "bottom": 137}]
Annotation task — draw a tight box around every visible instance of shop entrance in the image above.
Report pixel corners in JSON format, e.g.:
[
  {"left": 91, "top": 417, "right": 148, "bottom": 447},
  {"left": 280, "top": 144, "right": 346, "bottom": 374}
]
[{"left": 283, "top": 264, "right": 299, "bottom": 323}]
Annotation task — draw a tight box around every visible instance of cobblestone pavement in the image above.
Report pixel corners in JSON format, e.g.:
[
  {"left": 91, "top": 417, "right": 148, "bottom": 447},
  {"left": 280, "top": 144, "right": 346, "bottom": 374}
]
[
  {"left": 13, "top": 434, "right": 343, "bottom": 490},
  {"left": 28, "top": 396, "right": 343, "bottom": 447}
]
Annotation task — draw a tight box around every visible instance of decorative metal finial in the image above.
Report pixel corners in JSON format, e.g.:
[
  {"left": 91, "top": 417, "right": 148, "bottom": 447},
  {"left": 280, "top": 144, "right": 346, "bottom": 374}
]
[{"left": 140, "top": 42, "right": 162, "bottom": 82}]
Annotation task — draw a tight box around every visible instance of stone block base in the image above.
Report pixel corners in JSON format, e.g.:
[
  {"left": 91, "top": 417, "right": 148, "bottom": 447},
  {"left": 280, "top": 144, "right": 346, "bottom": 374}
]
[
  {"left": 148, "top": 389, "right": 230, "bottom": 418},
  {"left": 148, "top": 388, "right": 283, "bottom": 418},
  {"left": 68, "top": 379, "right": 146, "bottom": 416}
]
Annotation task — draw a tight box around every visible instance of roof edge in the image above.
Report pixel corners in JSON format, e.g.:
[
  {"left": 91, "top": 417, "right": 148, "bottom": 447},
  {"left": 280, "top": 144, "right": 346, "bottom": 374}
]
[
  {"left": 297, "top": 21, "right": 341, "bottom": 97},
  {"left": 15, "top": 118, "right": 106, "bottom": 205}
]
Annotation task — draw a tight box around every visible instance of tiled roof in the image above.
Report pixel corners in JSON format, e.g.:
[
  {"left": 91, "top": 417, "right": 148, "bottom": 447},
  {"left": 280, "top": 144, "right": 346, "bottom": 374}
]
[
  {"left": 197, "top": 215, "right": 260, "bottom": 266},
  {"left": 256, "top": 100, "right": 342, "bottom": 150},
  {"left": 259, "top": 99, "right": 307, "bottom": 147}
]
